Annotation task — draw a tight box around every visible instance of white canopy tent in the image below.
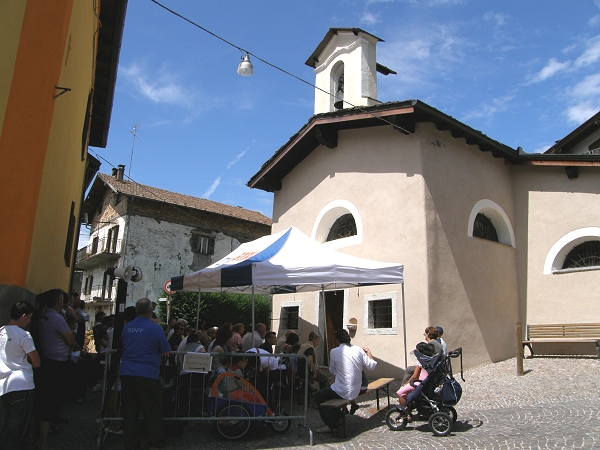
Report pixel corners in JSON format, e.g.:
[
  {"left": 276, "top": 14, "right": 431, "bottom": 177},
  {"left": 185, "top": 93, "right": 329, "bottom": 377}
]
[{"left": 170, "top": 226, "right": 408, "bottom": 365}]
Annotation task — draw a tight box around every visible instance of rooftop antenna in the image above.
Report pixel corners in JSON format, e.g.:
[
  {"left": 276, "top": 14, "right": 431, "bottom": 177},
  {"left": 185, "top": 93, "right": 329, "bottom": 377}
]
[{"left": 128, "top": 122, "right": 141, "bottom": 179}]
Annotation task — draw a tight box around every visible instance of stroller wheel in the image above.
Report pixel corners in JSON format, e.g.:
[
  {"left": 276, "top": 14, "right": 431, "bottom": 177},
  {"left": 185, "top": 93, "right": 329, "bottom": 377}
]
[
  {"left": 429, "top": 411, "right": 452, "bottom": 436},
  {"left": 385, "top": 408, "right": 408, "bottom": 431},
  {"left": 268, "top": 412, "right": 292, "bottom": 434},
  {"left": 441, "top": 406, "right": 457, "bottom": 423},
  {"left": 215, "top": 405, "right": 251, "bottom": 440}
]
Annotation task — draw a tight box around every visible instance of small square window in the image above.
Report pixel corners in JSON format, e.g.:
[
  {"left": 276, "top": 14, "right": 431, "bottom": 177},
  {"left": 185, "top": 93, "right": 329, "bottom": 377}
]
[
  {"left": 282, "top": 306, "right": 299, "bottom": 330},
  {"left": 191, "top": 234, "right": 215, "bottom": 255},
  {"left": 369, "top": 299, "right": 392, "bottom": 329},
  {"left": 364, "top": 291, "right": 397, "bottom": 335}
]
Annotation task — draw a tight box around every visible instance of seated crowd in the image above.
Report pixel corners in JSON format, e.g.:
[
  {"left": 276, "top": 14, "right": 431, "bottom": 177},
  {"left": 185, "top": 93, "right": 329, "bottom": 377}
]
[{"left": 1, "top": 288, "right": 448, "bottom": 447}]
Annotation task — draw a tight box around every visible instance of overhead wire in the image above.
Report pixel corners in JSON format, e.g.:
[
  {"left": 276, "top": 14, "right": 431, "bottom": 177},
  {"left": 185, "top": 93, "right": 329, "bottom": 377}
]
[
  {"left": 87, "top": 150, "right": 252, "bottom": 228},
  {"left": 149, "top": 0, "right": 413, "bottom": 135}
]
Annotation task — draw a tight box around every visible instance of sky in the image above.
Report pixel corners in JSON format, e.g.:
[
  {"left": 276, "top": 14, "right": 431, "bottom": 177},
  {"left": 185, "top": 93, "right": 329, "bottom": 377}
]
[{"left": 83, "top": 0, "right": 600, "bottom": 245}]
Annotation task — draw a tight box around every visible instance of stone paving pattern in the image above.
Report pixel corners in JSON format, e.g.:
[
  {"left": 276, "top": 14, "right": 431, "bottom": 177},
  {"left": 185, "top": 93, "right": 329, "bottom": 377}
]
[{"left": 48, "top": 357, "right": 600, "bottom": 449}]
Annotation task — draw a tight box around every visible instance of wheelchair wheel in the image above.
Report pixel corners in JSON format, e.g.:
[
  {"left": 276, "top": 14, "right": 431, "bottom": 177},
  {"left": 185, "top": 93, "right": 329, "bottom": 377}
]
[
  {"left": 385, "top": 408, "right": 408, "bottom": 431},
  {"left": 215, "top": 404, "right": 251, "bottom": 440},
  {"left": 268, "top": 412, "right": 292, "bottom": 434},
  {"left": 441, "top": 406, "right": 457, "bottom": 423},
  {"left": 429, "top": 411, "right": 452, "bottom": 436}
]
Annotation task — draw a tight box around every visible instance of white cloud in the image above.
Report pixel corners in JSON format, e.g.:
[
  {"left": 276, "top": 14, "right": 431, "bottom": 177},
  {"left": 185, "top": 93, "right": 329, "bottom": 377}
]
[
  {"left": 570, "top": 73, "right": 600, "bottom": 98},
  {"left": 566, "top": 102, "right": 599, "bottom": 124},
  {"left": 529, "top": 58, "right": 570, "bottom": 83},
  {"left": 120, "top": 62, "right": 193, "bottom": 107},
  {"left": 590, "top": 15, "right": 600, "bottom": 27},
  {"left": 203, "top": 177, "right": 221, "bottom": 198},
  {"left": 574, "top": 35, "right": 600, "bottom": 68},
  {"left": 483, "top": 11, "right": 508, "bottom": 27},
  {"left": 227, "top": 151, "right": 246, "bottom": 169},
  {"left": 360, "top": 11, "right": 381, "bottom": 25},
  {"left": 462, "top": 94, "right": 515, "bottom": 121},
  {"left": 564, "top": 74, "right": 600, "bottom": 124}
]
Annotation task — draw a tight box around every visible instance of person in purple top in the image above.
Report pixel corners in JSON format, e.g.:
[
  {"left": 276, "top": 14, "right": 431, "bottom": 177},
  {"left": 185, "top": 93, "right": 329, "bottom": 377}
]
[
  {"left": 120, "top": 298, "right": 171, "bottom": 450},
  {"left": 31, "top": 288, "right": 76, "bottom": 450}
]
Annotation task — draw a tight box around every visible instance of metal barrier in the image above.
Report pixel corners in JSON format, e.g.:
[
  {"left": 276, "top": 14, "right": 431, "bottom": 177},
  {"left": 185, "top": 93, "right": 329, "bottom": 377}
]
[{"left": 96, "top": 350, "right": 314, "bottom": 448}]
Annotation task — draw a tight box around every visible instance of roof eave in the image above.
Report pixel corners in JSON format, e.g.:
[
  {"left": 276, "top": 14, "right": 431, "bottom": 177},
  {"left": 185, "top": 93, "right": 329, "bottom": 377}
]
[{"left": 89, "top": 0, "right": 128, "bottom": 148}]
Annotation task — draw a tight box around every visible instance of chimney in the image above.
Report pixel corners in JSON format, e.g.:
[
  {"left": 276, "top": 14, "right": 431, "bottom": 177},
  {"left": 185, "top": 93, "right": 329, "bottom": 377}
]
[
  {"left": 112, "top": 168, "right": 118, "bottom": 177},
  {"left": 116, "top": 165, "right": 125, "bottom": 181}
]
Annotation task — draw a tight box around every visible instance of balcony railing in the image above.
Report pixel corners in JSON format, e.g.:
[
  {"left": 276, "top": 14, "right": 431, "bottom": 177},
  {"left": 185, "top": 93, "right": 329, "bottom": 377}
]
[
  {"left": 76, "top": 237, "right": 123, "bottom": 270},
  {"left": 81, "top": 284, "right": 115, "bottom": 303}
]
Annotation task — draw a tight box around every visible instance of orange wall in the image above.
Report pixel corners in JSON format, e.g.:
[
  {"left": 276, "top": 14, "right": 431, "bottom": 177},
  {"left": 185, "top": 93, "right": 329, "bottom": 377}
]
[{"left": 0, "top": 0, "right": 74, "bottom": 287}]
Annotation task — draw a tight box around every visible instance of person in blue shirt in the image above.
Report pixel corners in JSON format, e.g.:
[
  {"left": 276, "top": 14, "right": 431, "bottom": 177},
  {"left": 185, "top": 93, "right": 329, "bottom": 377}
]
[{"left": 120, "top": 298, "right": 171, "bottom": 450}]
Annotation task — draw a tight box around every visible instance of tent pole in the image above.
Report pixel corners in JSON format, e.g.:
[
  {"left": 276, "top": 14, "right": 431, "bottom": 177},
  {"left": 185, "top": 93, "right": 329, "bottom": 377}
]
[
  {"left": 196, "top": 293, "right": 201, "bottom": 331},
  {"left": 402, "top": 283, "right": 407, "bottom": 369},
  {"left": 251, "top": 285, "right": 255, "bottom": 334}
]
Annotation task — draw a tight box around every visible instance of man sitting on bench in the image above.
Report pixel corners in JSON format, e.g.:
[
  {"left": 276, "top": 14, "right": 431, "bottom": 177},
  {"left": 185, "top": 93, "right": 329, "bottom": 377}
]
[{"left": 313, "top": 329, "right": 377, "bottom": 433}]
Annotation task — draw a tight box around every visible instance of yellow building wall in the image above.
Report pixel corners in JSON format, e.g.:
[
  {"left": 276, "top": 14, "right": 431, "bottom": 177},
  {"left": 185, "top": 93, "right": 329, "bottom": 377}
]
[
  {"left": 0, "top": 0, "right": 97, "bottom": 293},
  {"left": 27, "top": 0, "right": 98, "bottom": 292},
  {"left": 0, "top": 1, "right": 27, "bottom": 138}
]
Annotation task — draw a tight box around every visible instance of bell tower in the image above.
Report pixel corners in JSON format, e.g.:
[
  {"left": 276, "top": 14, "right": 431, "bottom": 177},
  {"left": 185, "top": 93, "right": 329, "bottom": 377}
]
[{"left": 305, "top": 28, "right": 395, "bottom": 115}]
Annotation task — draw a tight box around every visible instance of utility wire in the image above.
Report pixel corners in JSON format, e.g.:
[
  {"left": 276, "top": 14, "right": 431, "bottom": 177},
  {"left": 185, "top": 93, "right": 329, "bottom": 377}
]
[
  {"left": 88, "top": 150, "right": 248, "bottom": 228},
  {"left": 150, "top": 0, "right": 412, "bottom": 135}
]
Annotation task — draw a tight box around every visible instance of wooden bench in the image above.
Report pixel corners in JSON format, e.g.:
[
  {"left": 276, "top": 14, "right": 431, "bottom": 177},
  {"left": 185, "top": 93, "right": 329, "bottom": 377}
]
[
  {"left": 319, "top": 377, "right": 394, "bottom": 437},
  {"left": 521, "top": 323, "right": 600, "bottom": 358}
]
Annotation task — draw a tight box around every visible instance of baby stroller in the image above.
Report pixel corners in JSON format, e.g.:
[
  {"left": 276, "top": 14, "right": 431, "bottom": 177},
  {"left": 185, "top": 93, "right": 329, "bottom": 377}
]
[
  {"left": 209, "top": 372, "right": 292, "bottom": 440},
  {"left": 386, "top": 347, "right": 464, "bottom": 437}
]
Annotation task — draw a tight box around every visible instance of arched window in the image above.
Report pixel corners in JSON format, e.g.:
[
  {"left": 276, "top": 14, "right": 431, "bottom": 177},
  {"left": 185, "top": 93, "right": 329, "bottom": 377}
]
[
  {"left": 561, "top": 241, "right": 600, "bottom": 269},
  {"left": 467, "top": 199, "right": 515, "bottom": 247},
  {"left": 312, "top": 199, "right": 362, "bottom": 249},
  {"left": 332, "top": 63, "right": 344, "bottom": 110},
  {"left": 326, "top": 214, "right": 357, "bottom": 242},
  {"left": 473, "top": 213, "right": 499, "bottom": 242}
]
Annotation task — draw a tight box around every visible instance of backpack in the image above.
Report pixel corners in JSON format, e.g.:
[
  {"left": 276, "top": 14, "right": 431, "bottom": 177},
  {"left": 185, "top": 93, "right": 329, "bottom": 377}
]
[{"left": 441, "top": 377, "right": 462, "bottom": 406}]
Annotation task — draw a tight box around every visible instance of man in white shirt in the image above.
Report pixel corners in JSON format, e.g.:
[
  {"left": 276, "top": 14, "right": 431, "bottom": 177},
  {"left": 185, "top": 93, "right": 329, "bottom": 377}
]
[
  {"left": 0, "top": 301, "right": 40, "bottom": 450},
  {"left": 313, "top": 329, "right": 376, "bottom": 433},
  {"left": 241, "top": 323, "right": 266, "bottom": 352}
]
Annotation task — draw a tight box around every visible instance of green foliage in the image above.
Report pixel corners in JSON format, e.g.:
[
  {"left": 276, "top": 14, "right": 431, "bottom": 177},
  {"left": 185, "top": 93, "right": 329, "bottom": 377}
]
[{"left": 159, "top": 291, "right": 271, "bottom": 330}]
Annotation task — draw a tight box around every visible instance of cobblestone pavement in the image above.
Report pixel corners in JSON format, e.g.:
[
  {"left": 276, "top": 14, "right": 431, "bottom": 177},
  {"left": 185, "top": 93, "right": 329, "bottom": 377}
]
[{"left": 48, "top": 357, "right": 600, "bottom": 449}]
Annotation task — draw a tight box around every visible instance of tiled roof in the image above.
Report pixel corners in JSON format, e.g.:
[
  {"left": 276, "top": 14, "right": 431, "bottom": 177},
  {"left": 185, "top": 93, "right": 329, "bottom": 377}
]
[{"left": 97, "top": 173, "right": 271, "bottom": 225}]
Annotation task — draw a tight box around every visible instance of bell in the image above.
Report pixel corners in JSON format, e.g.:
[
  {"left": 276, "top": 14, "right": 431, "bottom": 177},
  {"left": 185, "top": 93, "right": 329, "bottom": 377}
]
[{"left": 333, "top": 89, "right": 344, "bottom": 110}]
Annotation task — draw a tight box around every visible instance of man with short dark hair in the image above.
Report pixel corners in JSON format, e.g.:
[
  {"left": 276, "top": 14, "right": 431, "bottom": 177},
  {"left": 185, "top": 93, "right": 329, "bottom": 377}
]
[
  {"left": 259, "top": 331, "right": 277, "bottom": 353},
  {"left": 120, "top": 298, "right": 171, "bottom": 450},
  {"left": 314, "top": 329, "right": 376, "bottom": 433}
]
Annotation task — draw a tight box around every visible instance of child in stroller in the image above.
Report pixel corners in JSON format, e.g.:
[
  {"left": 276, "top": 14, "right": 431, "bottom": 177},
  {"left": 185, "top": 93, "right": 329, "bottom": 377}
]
[{"left": 387, "top": 346, "right": 463, "bottom": 436}]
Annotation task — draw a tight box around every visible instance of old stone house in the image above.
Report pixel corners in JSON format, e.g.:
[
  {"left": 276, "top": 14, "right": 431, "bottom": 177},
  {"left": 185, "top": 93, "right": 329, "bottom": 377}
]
[{"left": 77, "top": 165, "right": 271, "bottom": 316}]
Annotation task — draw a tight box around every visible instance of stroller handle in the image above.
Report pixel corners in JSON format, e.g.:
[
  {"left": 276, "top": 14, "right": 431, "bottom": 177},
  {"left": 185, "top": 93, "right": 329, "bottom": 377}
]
[{"left": 448, "top": 347, "right": 462, "bottom": 358}]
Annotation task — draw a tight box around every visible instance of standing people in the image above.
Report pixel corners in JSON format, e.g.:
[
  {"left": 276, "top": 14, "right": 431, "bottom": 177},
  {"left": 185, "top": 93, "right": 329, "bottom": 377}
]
[
  {"left": 313, "top": 329, "right": 376, "bottom": 433},
  {"left": 120, "top": 298, "right": 172, "bottom": 450},
  {"left": 32, "top": 289, "right": 75, "bottom": 450},
  {"left": 0, "top": 301, "right": 40, "bottom": 450},
  {"left": 241, "top": 323, "right": 266, "bottom": 351}
]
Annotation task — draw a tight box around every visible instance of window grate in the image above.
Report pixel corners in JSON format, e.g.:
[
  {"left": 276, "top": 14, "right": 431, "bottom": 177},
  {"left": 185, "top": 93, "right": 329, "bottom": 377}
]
[
  {"left": 326, "top": 214, "right": 357, "bottom": 242},
  {"left": 282, "top": 306, "right": 299, "bottom": 330},
  {"left": 562, "top": 240, "right": 600, "bottom": 269},
  {"left": 473, "top": 213, "right": 498, "bottom": 242},
  {"left": 369, "top": 299, "right": 392, "bottom": 329}
]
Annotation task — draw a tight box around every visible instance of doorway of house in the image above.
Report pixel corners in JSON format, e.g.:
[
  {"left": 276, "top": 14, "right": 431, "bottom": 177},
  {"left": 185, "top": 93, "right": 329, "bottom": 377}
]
[{"left": 323, "top": 290, "right": 344, "bottom": 365}]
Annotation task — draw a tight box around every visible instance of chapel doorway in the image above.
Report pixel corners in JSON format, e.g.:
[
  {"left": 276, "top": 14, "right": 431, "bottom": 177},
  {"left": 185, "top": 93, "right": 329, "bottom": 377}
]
[{"left": 323, "top": 290, "right": 344, "bottom": 365}]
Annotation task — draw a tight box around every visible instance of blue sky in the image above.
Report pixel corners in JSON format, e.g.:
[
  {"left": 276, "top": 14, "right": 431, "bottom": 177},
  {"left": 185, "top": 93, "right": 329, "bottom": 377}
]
[{"left": 87, "top": 0, "right": 600, "bottom": 233}]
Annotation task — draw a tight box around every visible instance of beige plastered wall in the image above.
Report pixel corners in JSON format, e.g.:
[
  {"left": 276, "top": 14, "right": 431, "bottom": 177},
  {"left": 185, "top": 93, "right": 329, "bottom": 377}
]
[
  {"left": 269, "top": 122, "right": 519, "bottom": 375},
  {"left": 513, "top": 165, "right": 600, "bottom": 325}
]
